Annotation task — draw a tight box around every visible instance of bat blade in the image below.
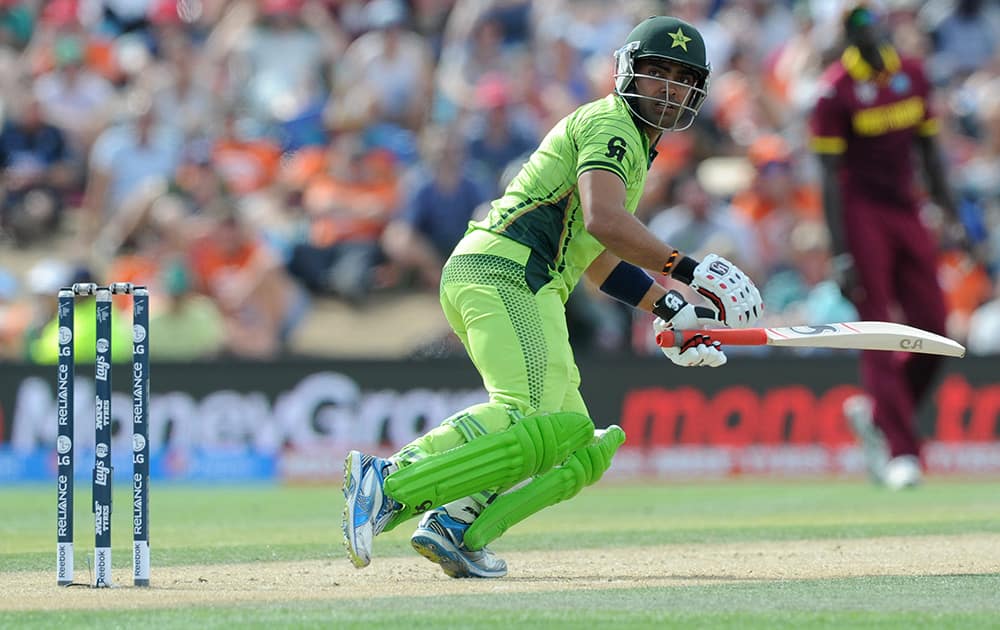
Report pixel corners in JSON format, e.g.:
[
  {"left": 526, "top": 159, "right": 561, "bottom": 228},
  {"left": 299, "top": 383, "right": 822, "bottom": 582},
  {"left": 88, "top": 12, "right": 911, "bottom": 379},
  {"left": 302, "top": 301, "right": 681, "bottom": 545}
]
[{"left": 657, "top": 322, "right": 966, "bottom": 357}]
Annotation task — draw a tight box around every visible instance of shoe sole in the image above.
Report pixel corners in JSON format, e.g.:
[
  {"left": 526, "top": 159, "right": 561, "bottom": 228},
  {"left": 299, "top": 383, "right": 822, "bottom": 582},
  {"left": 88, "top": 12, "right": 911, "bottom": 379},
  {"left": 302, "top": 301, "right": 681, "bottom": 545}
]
[
  {"left": 342, "top": 451, "right": 370, "bottom": 568},
  {"left": 411, "top": 531, "right": 507, "bottom": 579}
]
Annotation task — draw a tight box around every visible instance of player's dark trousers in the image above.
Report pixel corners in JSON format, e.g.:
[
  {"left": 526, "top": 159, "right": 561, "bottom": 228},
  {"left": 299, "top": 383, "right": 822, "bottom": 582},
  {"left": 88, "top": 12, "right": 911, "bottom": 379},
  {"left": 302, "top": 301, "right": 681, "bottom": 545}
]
[{"left": 844, "top": 200, "right": 948, "bottom": 458}]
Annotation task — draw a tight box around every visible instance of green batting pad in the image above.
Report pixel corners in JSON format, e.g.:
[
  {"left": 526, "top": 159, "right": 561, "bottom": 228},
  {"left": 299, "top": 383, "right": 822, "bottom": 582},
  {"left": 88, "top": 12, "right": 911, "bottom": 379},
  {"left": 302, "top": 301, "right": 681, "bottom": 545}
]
[
  {"left": 383, "top": 411, "right": 594, "bottom": 515},
  {"left": 464, "top": 424, "right": 626, "bottom": 550}
]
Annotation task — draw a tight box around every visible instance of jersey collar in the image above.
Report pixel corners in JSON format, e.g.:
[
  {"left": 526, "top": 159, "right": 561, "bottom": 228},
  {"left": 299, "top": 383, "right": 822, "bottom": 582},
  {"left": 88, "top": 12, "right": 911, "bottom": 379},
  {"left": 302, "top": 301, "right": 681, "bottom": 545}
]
[
  {"left": 614, "top": 94, "right": 657, "bottom": 168},
  {"left": 841, "top": 45, "right": 901, "bottom": 83}
]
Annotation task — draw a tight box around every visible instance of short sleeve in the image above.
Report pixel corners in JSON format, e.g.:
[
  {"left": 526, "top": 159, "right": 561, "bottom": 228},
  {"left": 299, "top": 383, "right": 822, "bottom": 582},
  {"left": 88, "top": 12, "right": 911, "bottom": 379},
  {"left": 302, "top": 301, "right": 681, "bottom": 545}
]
[
  {"left": 574, "top": 116, "right": 643, "bottom": 185},
  {"left": 809, "top": 82, "right": 848, "bottom": 155},
  {"left": 909, "top": 61, "right": 939, "bottom": 137}
]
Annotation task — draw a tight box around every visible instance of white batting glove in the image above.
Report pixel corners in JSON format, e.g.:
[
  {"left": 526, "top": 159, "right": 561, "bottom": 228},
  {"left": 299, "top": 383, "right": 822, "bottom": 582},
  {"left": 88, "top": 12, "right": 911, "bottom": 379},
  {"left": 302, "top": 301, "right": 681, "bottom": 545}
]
[
  {"left": 653, "top": 319, "right": 727, "bottom": 367},
  {"left": 651, "top": 293, "right": 727, "bottom": 367},
  {"left": 690, "top": 254, "right": 763, "bottom": 328},
  {"left": 651, "top": 290, "right": 719, "bottom": 330}
]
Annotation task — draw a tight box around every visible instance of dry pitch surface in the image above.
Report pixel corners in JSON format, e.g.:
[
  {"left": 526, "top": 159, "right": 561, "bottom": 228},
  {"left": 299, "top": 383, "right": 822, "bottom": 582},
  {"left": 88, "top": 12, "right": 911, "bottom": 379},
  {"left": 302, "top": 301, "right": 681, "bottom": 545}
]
[{"left": 4, "top": 534, "right": 998, "bottom": 611}]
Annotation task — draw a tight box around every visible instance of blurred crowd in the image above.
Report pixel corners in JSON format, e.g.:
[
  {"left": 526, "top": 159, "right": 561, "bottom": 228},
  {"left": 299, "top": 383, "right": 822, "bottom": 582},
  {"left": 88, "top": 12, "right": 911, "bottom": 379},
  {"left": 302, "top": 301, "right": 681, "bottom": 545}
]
[{"left": 1, "top": 0, "right": 999, "bottom": 361}]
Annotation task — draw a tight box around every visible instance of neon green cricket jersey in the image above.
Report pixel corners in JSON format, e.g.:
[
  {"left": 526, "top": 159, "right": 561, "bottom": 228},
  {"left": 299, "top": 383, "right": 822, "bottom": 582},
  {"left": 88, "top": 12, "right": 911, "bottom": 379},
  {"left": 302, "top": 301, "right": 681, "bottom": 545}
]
[{"left": 468, "top": 94, "right": 654, "bottom": 298}]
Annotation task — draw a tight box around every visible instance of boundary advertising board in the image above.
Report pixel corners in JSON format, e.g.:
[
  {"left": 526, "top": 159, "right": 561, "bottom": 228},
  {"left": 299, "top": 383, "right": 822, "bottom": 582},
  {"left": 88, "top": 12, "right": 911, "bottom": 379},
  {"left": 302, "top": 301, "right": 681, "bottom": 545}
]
[{"left": 0, "top": 357, "right": 997, "bottom": 482}]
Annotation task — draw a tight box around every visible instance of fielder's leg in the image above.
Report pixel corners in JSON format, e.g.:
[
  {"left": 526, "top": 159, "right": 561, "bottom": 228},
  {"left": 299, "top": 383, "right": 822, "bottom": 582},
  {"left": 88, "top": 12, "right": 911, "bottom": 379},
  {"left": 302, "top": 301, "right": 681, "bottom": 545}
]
[
  {"left": 844, "top": 205, "right": 920, "bottom": 478},
  {"left": 886, "top": 210, "right": 949, "bottom": 489}
]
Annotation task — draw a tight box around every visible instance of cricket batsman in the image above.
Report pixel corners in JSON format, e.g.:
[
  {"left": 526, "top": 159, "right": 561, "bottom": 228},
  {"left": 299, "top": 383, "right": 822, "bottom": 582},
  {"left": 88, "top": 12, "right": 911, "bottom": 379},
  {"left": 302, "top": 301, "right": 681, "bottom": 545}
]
[{"left": 342, "top": 15, "right": 764, "bottom": 578}]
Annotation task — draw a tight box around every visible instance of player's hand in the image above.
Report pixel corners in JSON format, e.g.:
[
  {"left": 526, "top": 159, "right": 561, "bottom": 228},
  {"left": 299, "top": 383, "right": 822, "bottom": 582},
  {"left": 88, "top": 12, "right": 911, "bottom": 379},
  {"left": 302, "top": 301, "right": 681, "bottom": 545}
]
[
  {"left": 651, "top": 290, "right": 719, "bottom": 330},
  {"left": 831, "top": 253, "right": 866, "bottom": 304},
  {"left": 654, "top": 323, "right": 727, "bottom": 367},
  {"left": 690, "top": 254, "right": 762, "bottom": 328}
]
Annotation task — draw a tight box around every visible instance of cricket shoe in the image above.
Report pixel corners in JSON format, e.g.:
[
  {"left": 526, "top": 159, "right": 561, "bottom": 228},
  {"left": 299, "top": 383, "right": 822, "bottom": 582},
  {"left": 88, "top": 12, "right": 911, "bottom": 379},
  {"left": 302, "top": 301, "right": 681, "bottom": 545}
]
[
  {"left": 883, "top": 455, "right": 922, "bottom": 491},
  {"left": 342, "top": 450, "right": 400, "bottom": 568},
  {"left": 843, "top": 394, "right": 889, "bottom": 484},
  {"left": 410, "top": 509, "right": 508, "bottom": 579}
]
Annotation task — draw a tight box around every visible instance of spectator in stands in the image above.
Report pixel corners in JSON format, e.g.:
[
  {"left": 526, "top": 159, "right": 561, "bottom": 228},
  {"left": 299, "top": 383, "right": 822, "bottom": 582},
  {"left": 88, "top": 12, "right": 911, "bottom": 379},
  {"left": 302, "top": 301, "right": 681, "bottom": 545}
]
[
  {"left": 526, "top": 25, "right": 593, "bottom": 130},
  {"left": 0, "top": 0, "right": 993, "bottom": 362},
  {"left": 328, "top": 0, "right": 434, "bottom": 133},
  {"left": 461, "top": 74, "right": 538, "bottom": 195},
  {"left": 89, "top": 137, "right": 227, "bottom": 272},
  {"left": 149, "top": 258, "right": 227, "bottom": 360},
  {"left": 285, "top": 132, "right": 400, "bottom": 302},
  {"left": 225, "top": 0, "right": 344, "bottom": 126},
  {"left": 732, "top": 134, "right": 821, "bottom": 275},
  {"left": 210, "top": 107, "right": 282, "bottom": 198},
  {"left": 716, "top": 0, "right": 796, "bottom": 63},
  {"left": 709, "top": 46, "right": 790, "bottom": 149},
  {"left": 31, "top": 34, "right": 116, "bottom": 154},
  {"left": 926, "top": 0, "right": 1000, "bottom": 80},
  {"left": 81, "top": 94, "right": 183, "bottom": 239},
  {"left": 763, "top": 3, "right": 825, "bottom": 120},
  {"left": 188, "top": 199, "right": 308, "bottom": 358},
  {"left": 760, "top": 220, "right": 857, "bottom": 329},
  {"left": 380, "top": 128, "right": 491, "bottom": 290},
  {"left": 436, "top": 9, "right": 522, "bottom": 113},
  {"left": 0, "top": 91, "right": 77, "bottom": 245},
  {"left": 146, "top": 31, "right": 216, "bottom": 139}
]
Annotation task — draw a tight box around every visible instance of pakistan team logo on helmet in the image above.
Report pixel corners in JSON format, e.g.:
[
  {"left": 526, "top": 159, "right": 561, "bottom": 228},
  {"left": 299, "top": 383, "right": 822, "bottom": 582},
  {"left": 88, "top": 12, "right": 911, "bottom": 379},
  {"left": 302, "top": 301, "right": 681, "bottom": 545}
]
[{"left": 613, "top": 16, "right": 711, "bottom": 131}]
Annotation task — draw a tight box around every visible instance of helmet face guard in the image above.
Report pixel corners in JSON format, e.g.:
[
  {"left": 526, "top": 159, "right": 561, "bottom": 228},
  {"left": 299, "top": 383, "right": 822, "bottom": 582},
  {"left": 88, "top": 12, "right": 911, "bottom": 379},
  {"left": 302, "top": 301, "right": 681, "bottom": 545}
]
[{"left": 614, "top": 42, "right": 709, "bottom": 132}]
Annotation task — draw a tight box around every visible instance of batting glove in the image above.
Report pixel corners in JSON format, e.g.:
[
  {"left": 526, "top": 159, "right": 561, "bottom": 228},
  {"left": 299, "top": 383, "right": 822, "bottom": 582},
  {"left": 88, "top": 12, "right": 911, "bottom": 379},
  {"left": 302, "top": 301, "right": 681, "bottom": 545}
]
[
  {"left": 690, "top": 254, "right": 763, "bottom": 328},
  {"left": 651, "top": 290, "right": 727, "bottom": 367},
  {"left": 654, "top": 325, "right": 727, "bottom": 367}
]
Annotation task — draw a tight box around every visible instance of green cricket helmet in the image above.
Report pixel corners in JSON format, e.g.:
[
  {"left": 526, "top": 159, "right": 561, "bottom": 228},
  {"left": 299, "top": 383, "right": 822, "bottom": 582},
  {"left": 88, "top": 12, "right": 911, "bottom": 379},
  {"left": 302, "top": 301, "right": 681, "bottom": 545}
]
[{"left": 614, "top": 16, "right": 711, "bottom": 131}]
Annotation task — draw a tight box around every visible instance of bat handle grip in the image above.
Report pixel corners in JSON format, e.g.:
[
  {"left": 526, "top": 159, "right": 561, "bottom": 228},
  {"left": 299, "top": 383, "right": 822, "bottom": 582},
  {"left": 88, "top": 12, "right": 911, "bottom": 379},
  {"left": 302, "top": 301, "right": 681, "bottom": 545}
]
[
  {"left": 655, "top": 330, "right": 682, "bottom": 348},
  {"left": 656, "top": 329, "right": 769, "bottom": 348}
]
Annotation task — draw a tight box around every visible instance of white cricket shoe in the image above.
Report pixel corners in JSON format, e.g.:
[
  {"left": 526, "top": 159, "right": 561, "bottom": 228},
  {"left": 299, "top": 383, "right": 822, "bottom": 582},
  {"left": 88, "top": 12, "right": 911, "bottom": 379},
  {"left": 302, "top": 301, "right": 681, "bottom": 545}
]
[
  {"left": 843, "top": 394, "right": 889, "bottom": 484},
  {"left": 342, "top": 450, "right": 400, "bottom": 568},
  {"left": 410, "top": 509, "right": 508, "bottom": 578},
  {"left": 884, "top": 455, "right": 922, "bottom": 490}
]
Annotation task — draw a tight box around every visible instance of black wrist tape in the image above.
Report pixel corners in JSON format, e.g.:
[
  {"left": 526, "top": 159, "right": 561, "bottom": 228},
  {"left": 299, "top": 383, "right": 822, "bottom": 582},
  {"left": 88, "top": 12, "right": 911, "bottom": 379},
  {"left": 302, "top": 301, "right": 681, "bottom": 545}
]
[
  {"left": 671, "top": 256, "right": 699, "bottom": 285},
  {"left": 651, "top": 290, "right": 688, "bottom": 322}
]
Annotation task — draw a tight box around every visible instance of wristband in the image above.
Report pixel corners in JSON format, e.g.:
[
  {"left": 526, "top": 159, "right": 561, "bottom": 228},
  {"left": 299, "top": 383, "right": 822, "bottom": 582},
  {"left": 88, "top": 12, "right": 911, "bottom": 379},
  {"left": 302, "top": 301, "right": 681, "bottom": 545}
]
[
  {"left": 661, "top": 251, "right": 699, "bottom": 285},
  {"left": 599, "top": 261, "right": 654, "bottom": 307},
  {"left": 660, "top": 250, "right": 680, "bottom": 275}
]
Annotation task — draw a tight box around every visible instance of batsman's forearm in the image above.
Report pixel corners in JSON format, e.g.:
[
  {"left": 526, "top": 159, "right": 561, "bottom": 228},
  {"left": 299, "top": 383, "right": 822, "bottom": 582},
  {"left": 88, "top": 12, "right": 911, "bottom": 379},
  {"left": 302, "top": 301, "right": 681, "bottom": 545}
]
[{"left": 587, "top": 211, "right": 683, "bottom": 276}]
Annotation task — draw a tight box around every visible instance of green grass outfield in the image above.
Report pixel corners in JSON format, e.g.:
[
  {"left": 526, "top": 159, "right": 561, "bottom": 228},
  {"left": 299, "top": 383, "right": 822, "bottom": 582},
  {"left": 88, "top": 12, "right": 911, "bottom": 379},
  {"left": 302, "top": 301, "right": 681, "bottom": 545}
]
[{"left": 1, "top": 479, "right": 999, "bottom": 628}]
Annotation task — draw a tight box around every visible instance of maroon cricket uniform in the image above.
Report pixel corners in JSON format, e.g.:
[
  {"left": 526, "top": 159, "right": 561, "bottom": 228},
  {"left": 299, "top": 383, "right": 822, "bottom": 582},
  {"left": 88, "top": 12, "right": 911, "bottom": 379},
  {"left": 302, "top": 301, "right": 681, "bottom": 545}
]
[{"left": 809, "top": 45, "right": 948, "bottom": 459}]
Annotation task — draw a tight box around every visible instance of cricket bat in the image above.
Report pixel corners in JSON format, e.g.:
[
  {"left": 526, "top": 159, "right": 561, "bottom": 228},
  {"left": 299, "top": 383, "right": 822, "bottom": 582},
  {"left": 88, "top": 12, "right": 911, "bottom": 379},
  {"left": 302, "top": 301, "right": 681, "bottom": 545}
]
[{"left": 656, "top": 321, "right": 966, "bottom": 357}]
